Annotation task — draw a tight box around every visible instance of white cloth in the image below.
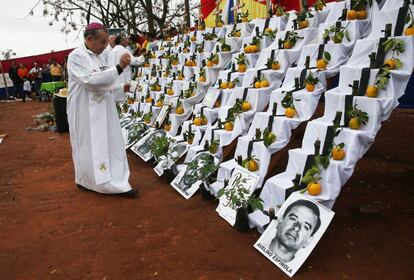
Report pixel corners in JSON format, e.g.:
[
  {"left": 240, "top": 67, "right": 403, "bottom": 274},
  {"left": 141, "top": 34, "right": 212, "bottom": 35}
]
[
  {"left": 67, "top": 44, "right": 132, "bottom": 194},
  {"left": 107, "top": 44, "right": 144, "bottom": 101},
  {"left": 23, "top": 80, "right": 31, "bottom": 91}
]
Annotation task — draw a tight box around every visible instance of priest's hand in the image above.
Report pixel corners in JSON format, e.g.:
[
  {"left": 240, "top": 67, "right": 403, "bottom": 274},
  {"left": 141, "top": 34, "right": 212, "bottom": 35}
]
[
  {"left": 124, "top": 83, "right": 131, "bottom": 92},
  {"left": 119, "top": 53, "right": 131, "bottom": 69}
]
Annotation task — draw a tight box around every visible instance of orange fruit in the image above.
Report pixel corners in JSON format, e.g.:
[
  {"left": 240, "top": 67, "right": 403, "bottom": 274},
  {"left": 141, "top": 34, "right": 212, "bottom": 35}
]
[
  {"left": 265, "top": 27, "right": 273, "bottom": 33},
  {"left": 194, "top": 117, "right": 202, "bottom": 126},
  {"left": 384, "top": 58, "right": 396, "bottom": 70},
  {"left": 241, "top": 16, "right": 248, "bottom": 23},
  {"left": 156, "top": 85, "right": 161, "bottom": 91},
  {"left": 285, "top": 107, "right": 296, "bottom": 118},
  {"left": 191, "top": 36, "right": 196, "bottom": 41},
  {"left": 247, "top": 159, "right": 258, "bottom": 172},
  {"left": 254, "top": 81, "right": 261, "bottom": 88},
  {"left": 332, "top": 147, "right": 345, "bottom": 161},
  {"left": 167, "top": 88, "right": 174, "bottom": 96},
  {"left": 144, "top": 119, "right": 151, "bottom": 124},
  {"left": 365, "top": 85, "right": 378, "bottom": 98},
  {"left": 316, "top": 59, "right": 327, "bottom": 70},
  {"left": 233, "top": 31, "right": 241, "bottom": 37},
  {"left": 201, "top": 116, "right": 208, "bottom": 125},
  {"left": 164, "top": 124, "right": 171, "bottom": 131},
  {"left": 306, "top": 83, "right": 315, "bottom": 92},
  {"left": 227, "top": 82, "right": 235, "bottom": 89},
  {"left": 224, "top": 122, "right": 234, "bottom": 131},
  {"left": 238, "top": 64, "right": 247, "bottom": 73},
  {"left": 241, "top": 101, "right": 251, "bottom": 112},
  {"left": 220, "top": 82, "right": 228, "bottom": 89},
  {"left": 299, "top": 20, "right": 309, "bottom": 29},
  {"left": 404, "top": 26, "right": 414, "bottom": 36},
  {"left": 155, "top": 100, "right": 163, "bottom": 107},
  {"left": 307, "top": 182, "right": 321, "bottom": 195},
  {"left": 145, "top": 97, "right": 153, "bottom": 103},
  {"left": 347, "top": 10, "right": 357, "bottom": 20},
  {"left": 213, "top": 57, "right": 219, "bottom": 64},
  {"left": 199, "top": 76, "right": 206, "bottom": 82},
  {"left": 357, "top": 10, "right": 367, "bottom": 20},
  {"left": 176, "top": 106, "right": 184, "bottom": 115},
  {"left": 251, "top": 45, "right": 258, "bottom": 53},
  {"left": 187, "top": 138, "right": 193, "bottom": 144},
  {"left": 260, "top": 80, "right": 269, "bottom": 88},
  {"left": 283, "top": 40, "right": 292, "bottom": 49},
  {"left": 206, "top": 61, "right": 214, "bottom": 68},
  {"left": 177, "top": 75, "right": 184, "bottom": 80},
  {"left": 271, "top": 62, "right": 280, "bottom": 70},
  {"left": 349, "top": 117, "right": 360, "bottom": 130}
]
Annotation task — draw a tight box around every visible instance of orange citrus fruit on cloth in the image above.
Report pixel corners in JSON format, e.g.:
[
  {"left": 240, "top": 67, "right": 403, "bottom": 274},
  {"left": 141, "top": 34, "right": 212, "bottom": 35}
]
[
  {"left": 175, "top": 106, "right": 184, "bottom": 115},
  {"left": 299, "top": 20, "right": 309, "bottom": 29},
  {"left": 348, "top": 117, "right": 360, "bottom": 130},
  {"left": 307, "top": 182, "right": 321, "bottom": 195},
  {"left": 332, "top": 147, "right": 346, "bottom": 160},
  {"left": 357, "top": 10, "right": 367, "bottom": 20},
  {"left": 224, "top": 122, "right": 234, "bottom": 131},
  {"left": 220, "top": 82, "right": 228, "bottom": 89},
  {"left": 199, "top": 76, "right": 206, "bottom": 83},
  {"left": 247, "top": 159, "right": 259, "bottom": 172},
  {"left": 347, "top": 10, "right": 357, "bottom": 20},
  {"left": 254, "top": 81, "right": 261, "bottom": 88},
  {"left": 167, "top": 88, "right": 174, "bottom": 96},
  {"left": 227, "top": 82, "right": 235, "bottom": 89},
  {"left": 238, "top": 64, "right": 247, "bottom": 73},
  {"left": 316, "top": 59, "right": 327, "bottom": 70},
  {"left": 405, "top": 26, "right": 414, "bottom": 36},
  {"left": 384, "top": 58, "right": 396, "bottom": 70},
  {"left": 283, "top": 40, "right": 292, "bottom": 49},
  {"left": 271, "top": 62, "right": 280, "bottom": 70},
  {"left": 164, "top": 124, "right": 171, "bottom": 131},
  {"left": 206, "top": 61, "right": 214, "bottom": 68},
  {"left": 365, "top": 85, "right": 378, "bottom": 98},
  {"left": 260, "top": 80, "right": 269, "bottom": 88},
  {"left": 241, "top": 101, "right": 251, "bottom": 112},
  {"left": 193, "top": 117, "right": 202, "bottom": 126},
  {"left": 285, "top": 107, "right": 296, "bottom": 118},
  {"left": 306, "top": 83, "right": 315, "bottom": 92}
]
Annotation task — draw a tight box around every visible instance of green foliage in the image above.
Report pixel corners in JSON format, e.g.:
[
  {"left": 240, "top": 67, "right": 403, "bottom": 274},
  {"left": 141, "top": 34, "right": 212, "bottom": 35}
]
[
  {"left": 375, "top": 66, "right": 391, "bottom": 90},
  {"left": 347, "top": 103, "right": 369, "bottom": 125},
  {"left": 263, "top": 128, "right": 277, "bottom": 147},
  {"left": 383, "top": 38, "right": 405, "bottom": 56},
  {"left": 149, "top": 135, "right": 170, "bottom": 159},
  {"left": 305, "top": 71, "right": 320, "bottom": 85},
  {"left": 323, "top": 22, "right": 351, "bottom": 43},
  {"left": 217, "top": 173, "right": 264, "bottom": 211}
]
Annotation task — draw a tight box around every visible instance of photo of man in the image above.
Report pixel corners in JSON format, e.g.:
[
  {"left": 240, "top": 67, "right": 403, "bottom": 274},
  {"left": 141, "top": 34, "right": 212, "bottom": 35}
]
[
  {"left": 267, "top": 199, "right": 321, "bottom": 263},
  {"left": 254, "top": 193, "right": 334, "bottom": 277}
]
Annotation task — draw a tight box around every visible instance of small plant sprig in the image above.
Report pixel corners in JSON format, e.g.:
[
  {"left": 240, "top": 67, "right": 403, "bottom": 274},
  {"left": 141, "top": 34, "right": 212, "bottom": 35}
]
[
  {"left": 217, "top": 174, "right": 263, "bottom": 211},
  {"left": 347, "top": 103, "right": 369, "bottom": 126},
  {"left": 313, "top": 0, "right": 326, "bottom": 11},
  {"left": 374, "top": 66, "right": 391, "bottom": 90},
  {"left": 323, "top": 22, "right": 351, "bottom": 43},
  {"left": 305, "top": 71, "right": 320, "bottom": 85},
  {"left": 382, "top": 38, "right": 405, "bottom": 69},
  {"left": 263, "top": 127, "right": 277, "bottom": 148}
]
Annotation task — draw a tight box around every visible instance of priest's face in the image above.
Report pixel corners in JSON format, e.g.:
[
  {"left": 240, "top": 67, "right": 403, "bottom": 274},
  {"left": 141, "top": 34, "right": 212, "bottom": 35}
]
[{"left": 86, "top": 30, "right": 109, "bottom": 55}]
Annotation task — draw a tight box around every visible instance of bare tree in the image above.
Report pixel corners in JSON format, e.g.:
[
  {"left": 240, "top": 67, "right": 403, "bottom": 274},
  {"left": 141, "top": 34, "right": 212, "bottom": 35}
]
[
  {"left": 29, "top": 0, "right": 199, "bottom": 38},
  {"left": 1, "top": 49, "right": 17, "bottom": 60}
]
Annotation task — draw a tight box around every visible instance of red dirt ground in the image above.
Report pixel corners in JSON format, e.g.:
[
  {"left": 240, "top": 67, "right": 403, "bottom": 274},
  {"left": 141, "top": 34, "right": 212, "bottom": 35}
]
[{"left": 0, "top": 101, "right": 413, "bottom": 280}]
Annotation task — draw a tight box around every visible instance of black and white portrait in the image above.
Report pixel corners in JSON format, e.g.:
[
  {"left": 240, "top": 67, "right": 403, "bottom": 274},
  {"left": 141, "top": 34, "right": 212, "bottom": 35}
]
[
  {"left": 131, "top": 129, "right": 166, "bottom": 161},
  {"left": 254, "top": 193, "right": 334, "bottom": 277},
  {"left": 171, "top": 152, "right": 218, "bottom": 199}
]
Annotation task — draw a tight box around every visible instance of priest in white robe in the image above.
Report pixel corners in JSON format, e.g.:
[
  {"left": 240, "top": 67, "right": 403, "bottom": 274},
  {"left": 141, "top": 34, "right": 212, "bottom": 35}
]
[
  {"left": 67, "top": 22, "right": 137, "bottom": 197},
  {"left": 107, "top": 34, "right": 144, "bottom": 101}
]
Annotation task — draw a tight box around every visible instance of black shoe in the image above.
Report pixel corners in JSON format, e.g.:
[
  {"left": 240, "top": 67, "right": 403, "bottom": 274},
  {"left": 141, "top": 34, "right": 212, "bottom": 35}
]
[
  {"left": 118, "top": 188, "right": 139, "bottom": 198},
  {"left": 76, "top": 184, "right": 92, "bottom": 192}
]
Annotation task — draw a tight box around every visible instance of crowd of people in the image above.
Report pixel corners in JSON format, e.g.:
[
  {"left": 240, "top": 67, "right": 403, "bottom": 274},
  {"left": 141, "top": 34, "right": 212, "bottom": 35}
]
[{"left": 7, "top": 58, "right": 66, "bottom": 102}]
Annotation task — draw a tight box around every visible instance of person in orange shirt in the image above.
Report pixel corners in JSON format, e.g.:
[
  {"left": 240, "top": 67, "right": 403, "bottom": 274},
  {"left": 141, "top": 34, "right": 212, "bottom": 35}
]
[
  {"left": 17, "top": 64, "right": 29, "bottom": 80},
  {"left": 50, "top": 59, "right": 63, "bottom": 81}
]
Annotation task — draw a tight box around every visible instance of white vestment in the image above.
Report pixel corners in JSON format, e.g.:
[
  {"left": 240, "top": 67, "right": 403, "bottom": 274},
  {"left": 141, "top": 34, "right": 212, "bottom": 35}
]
[
  {"left": 107, "top": 45, "right": 144, "bottom": 101},
  {"left": 67, "top": 44, "right": 132, "bottom": 194}
]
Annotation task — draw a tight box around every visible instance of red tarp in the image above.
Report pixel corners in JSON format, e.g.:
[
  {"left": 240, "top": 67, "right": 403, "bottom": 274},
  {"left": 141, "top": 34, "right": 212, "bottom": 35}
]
[{"left": 1, "top": 49, "right": 74, "bottom": 73}]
